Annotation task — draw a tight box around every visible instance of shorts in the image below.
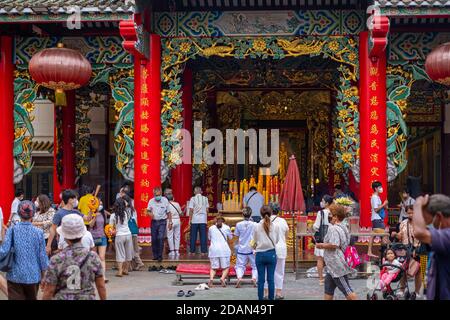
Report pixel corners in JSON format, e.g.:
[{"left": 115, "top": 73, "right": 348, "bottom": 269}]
[
  {"left": 324, "top": 273, "right": 353, "bottom": 297},
  {"left": 94, "top": 236, "right": 107, "bottom": 247},
  {"left": 210, "top": 257, "right": 230, "bottom": 270},
  {"left": 372, "top": 219, "right": 385, "bottom": 230}
]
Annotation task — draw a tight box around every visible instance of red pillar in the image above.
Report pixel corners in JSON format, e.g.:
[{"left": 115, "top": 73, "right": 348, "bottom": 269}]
[
  {"left": 53, "top": 107, "right": 61, "bottom": 203},
  {"left": 134, "top": 34, "right": 161, "bottom": 234},
  {"left": 53, "top": 91, "right": 76, "bottom": 202},
  {"left": 0, "top": 36, "right": 15, "bottom": 221},
  {"left": 359, "top": 31, "right": 388, "bottom": 228},
  {"left": 171, "top": 69, "right": 193, "bottom": 212},
  {"left": 62, "top": 91, "right": 76, "bottom": 190}
]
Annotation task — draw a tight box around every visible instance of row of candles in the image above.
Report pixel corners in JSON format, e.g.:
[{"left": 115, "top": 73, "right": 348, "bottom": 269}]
[{"left": 221, "top": 171, "right": 282, "bottom": 211}]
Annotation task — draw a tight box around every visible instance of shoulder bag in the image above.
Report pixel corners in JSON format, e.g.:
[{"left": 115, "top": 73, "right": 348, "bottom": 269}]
[
  {"left": 263, "top": 225, "right": 282, "bottom": 257},
  {"left": 406, "top": 222, "right": 420, "bottom": 277},
  {"left": 313, "top": 210, "right": 328, "bottom": 243},
  {"left": 0, "top": 227, "right": 15, "bottom": 272}
]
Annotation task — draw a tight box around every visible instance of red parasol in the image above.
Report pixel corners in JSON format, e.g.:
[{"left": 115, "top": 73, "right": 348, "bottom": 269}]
[
  {"left": 279, "top": 155, "right": 305, "bottom": 213},
  {"left": 278, "top": 155, "right": 305, "bottom": 274}
]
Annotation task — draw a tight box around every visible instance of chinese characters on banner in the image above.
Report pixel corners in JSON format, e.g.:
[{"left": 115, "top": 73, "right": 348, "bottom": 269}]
[
  {"left": 358, "top": 31, "right": 387, "bottom": 228},
  {"left": 133, "top": 64, "right": 152, "bottom": 243},
  {"left": 368, "top": 60, "right": 388, "bottom": 225}
]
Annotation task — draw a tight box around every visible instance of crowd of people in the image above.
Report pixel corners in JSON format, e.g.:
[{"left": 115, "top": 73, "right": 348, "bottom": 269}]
[{"left": 0, "top": 180, "right": 449, "bottom": 301}]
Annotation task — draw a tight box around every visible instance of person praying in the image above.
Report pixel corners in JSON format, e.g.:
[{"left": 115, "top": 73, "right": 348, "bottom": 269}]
[
  {"left": 234, "top": 207, "right": 258, "bottom": 288},
  {"left": 208, "top": 215, "right": 233, "bottom": 288}
]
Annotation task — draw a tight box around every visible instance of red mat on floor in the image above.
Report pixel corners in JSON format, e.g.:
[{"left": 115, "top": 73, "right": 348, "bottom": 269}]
[{"left": 176, "top": 263, "right": 252, "bottom": 276}]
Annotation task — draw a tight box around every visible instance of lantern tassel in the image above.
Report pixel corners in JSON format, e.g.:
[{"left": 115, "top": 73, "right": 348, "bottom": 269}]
[{"left": 55, "top": 88, "right": 67, "bottom": 106}]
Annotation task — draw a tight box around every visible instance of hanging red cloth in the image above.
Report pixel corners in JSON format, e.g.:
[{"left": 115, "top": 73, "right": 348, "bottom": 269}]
[{"left": 279, "top": 155, "right": 306, "bottom": 213}]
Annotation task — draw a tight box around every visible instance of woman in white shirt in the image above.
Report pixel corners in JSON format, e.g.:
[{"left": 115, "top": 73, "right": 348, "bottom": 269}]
[
  {"left": 208, "top": 215, "right": 233, "bottom": 287},
  {"left": 110, "top": 197, "right": 134, "bottom": 277},
  {"left": 264, "top": 208, "right": 289, "bottom": 300},
  {"left": 313, "top": 195, "right": 333, "bottom": 285},
  {"left": 252, "top": 205, "right": 281, "bottom": 301}
]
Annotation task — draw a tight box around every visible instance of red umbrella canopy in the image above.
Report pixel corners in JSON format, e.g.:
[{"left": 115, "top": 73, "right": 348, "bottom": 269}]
[{"left": 279, "top": 155, "right": 306, "bottom": 212}]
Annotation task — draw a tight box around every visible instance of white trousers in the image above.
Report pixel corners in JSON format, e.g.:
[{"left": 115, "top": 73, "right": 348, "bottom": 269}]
[
  {"left": 167, "top": 218, "right": 181, "bottom": 252},
  {"left": 265, "top": 258, "right": 286, "bottom": 290},
  {"left": 235, "top": 253, "right": 258, "bottom": 280}
]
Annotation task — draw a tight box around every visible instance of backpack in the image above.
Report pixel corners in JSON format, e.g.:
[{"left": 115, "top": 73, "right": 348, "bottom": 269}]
[{"left": 313, "top": 210, "right": 328, "bottom": 243}]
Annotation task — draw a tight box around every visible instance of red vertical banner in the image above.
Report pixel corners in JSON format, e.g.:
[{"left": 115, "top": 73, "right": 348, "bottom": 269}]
[
  {"left": 0, "top": 36, "right": 15, "bottom": 221},
  {"left": 359, "top": 31, "right": 388, "bottom": 228},
  {"left": 134, "top": 34, "right": 161, "bottom": 243}
]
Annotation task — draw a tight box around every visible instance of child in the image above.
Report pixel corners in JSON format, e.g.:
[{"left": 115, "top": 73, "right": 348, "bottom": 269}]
[
  {"left": 379, "top": 248, "right": 402, "bottom": 291},
  {"left": 234, "top": 207, "right": 257, "bottom": 288},
  {"left": 368, "top": 181, "right": 389, "bottom": 258},
  {"left": 208, "top": 215, "right": 233, "bottom": 287}
]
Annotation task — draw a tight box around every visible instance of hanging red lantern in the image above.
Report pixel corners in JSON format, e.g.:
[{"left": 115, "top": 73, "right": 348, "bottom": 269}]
[
  {"left": 425, "top": 42, "right": 450, "bottom": 86},
  {"left": 29, "top": 43, "right": 92, "bottom": 105}
]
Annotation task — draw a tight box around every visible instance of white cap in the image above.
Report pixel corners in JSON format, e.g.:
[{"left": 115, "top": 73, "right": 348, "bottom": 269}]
[{"left": 57, "top": 214, "right": 87, "bottom": 240}]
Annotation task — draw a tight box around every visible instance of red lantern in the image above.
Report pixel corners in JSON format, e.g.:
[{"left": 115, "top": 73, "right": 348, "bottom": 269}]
[
  {"left": 29, "top": 43, "right": 92, "bottom": 105},
  {"left": 425, "top": 42, "right": 450, "bottom": 86}
]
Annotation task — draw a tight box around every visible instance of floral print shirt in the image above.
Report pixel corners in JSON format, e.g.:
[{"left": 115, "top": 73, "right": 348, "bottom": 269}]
[
  {"left": 43, "top": 242, "right": 103, "bottom": 300},
  {"left": 0, "top": 223, "right": 48, "bottom": 284},
  {"left": 33, "top": 208, "right": 56, "bottom": 239}
]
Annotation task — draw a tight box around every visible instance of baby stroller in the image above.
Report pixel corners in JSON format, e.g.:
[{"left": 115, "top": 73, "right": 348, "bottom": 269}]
[{"left": 367, "top": 242, "right": 415, "bottom": 300}]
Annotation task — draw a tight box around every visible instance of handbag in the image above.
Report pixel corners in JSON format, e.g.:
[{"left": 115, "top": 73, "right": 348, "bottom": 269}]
[
  {"left": 128, "top": 217, "right": 139, "bottom": 235},
  {"left": 313, "top": 210, "right": 328, "bottom": 243},
  {"left": 0, "top": 227, "right": 15, "bottom": 272},
  {"left": 407, "top": 258, "right": 420, "bottom": 277},
  {"left": 379, "top": 207, "right": 385, "bottom": 220}
]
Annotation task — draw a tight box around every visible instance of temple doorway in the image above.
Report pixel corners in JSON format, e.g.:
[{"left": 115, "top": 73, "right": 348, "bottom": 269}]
[{"left": 188, "top": 56, "right": 340, "bottom": 211}]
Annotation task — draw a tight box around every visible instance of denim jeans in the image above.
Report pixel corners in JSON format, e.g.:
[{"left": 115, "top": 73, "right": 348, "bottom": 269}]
[
  {"left": 190, "top": 223, "right": 207, "bottom": 253},
  {"left": 151, "top": 219, "right": 167, "bottom": 260},
  {"left": 255, "top": 249, "right": 277, "bottom": 300}
]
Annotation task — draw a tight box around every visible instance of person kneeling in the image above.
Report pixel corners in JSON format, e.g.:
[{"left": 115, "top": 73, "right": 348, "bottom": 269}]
[
  {"left": 234, "top": 207, "right": 258, "bottom": 288},
  {"left": 208, "top": 216, "right": 233, "bottom": 287}
]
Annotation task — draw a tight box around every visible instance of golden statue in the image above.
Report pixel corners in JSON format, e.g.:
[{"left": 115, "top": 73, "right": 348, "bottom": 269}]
[{"left": 279, "top": 141, "right": 288, "bottom": 181}]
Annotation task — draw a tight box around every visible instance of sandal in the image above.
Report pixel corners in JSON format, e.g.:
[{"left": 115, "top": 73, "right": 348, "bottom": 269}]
[
  {"left": 208, "top": 280, "right": 214, "bottom": 288},
  {"left": 235, "top": 279, "right": 242, "bottom": 288},
  {"left": 185, "top": 290, "right": 195, "bottom": 297},
  {"left": 220, "top": 278, "right": 227, "bottom": 287},
  {"left": 177, "top": 290, "right": 185, "bottom": 297}
]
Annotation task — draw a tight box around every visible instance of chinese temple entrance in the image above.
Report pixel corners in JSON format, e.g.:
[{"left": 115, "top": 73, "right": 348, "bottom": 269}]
[{"left": 188, "top": 56, "right": 339, "bottom": 212}]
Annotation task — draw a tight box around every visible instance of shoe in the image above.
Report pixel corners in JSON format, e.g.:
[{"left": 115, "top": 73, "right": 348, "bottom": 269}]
[
  {"left": 185, "top": 290, "right": 195, "bottom": 297},
  {"left": 177, "top": 290, "right": 185, "bottom": 297},
  {"left": 396, "top": 290, "right": 405, "bottom": 298},
  {"left": 158, "top": 258, "right": 163, "bottom": 263},
  {"left": 148, "top": 266, "right": 157, "bottom": 272},
  {"left": 275, "top": 295, "right": 285, "bottom": 300}
]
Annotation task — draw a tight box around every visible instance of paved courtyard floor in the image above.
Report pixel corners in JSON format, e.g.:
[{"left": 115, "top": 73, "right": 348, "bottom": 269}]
[{"left": 1, "top": 269, "right": 423, "bottom": 300}]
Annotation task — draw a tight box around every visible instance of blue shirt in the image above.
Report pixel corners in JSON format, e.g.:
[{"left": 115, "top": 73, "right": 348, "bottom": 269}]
[
  {"left": 243, "top": 191, "right": 264, "bottom": 218},
  {"left": 428, "top": 228, "right": 450, "bottom": 300},
  {"left": 0, "top": 222, "right": 49, "bottom": 284},
  {"left": 52, "top": 208, "right": 83, "bottom": 226}
]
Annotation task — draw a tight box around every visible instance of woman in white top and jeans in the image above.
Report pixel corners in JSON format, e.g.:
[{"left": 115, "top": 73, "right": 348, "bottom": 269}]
[
  {"left": 110, "top": 198, "right": 134, "bottom": 277},
  {"left": 264, "top": 207, "right": 289, "bottom": 300},
  {"left": 252, "top": 205, "right": 281, "bottom": 300},
  {"left": 313, "top": 195, "right": 333, "bottom": 285}
]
